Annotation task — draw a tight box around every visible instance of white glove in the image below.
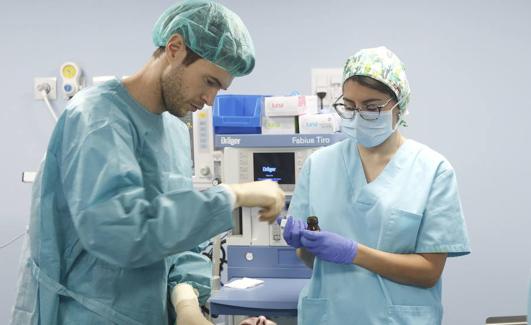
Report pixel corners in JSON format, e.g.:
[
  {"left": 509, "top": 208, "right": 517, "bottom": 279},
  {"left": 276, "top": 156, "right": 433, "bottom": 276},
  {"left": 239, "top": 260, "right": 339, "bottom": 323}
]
[
  {"left": 171, "top": 283, "right": 212, "bottom": 325},
  {"left": 226, "top": 180, "right": 285, "bottom": 223}
]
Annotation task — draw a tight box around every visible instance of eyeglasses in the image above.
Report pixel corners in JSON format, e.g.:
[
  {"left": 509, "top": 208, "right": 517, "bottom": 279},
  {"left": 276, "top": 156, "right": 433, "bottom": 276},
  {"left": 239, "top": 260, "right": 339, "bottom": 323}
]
[{"left": 332, "top": 95, "right": 394, "bottom": 120}]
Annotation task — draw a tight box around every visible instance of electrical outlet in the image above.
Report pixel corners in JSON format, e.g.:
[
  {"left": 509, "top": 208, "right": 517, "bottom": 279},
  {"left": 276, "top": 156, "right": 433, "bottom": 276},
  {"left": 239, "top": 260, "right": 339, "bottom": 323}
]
[
  {"left": 21, "top": 171, "right": 37, "bottom": 183},
  {"left": 34, "top": 77, "right": 57, "bottom": 100}
]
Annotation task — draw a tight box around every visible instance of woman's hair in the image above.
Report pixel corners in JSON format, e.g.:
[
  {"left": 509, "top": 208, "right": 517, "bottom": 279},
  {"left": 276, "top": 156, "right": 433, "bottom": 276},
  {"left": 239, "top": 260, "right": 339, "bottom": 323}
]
[
  {"left": 346, "top": 75, "right": 397, "bottom": 102},
  {"left": 152, "top": 46, "right": 201, "bottom": 66}
]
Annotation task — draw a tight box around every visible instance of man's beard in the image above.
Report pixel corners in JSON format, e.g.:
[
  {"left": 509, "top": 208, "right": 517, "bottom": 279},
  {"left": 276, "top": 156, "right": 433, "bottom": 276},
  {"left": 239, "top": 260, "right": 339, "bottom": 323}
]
[{"left": 160, "top": 66, "right": 188, "bottom": 118}]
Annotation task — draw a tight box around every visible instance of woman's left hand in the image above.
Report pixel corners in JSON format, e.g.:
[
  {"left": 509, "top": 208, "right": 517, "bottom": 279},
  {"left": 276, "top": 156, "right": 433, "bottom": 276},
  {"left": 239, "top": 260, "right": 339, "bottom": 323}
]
[
  {"left": 281, "top": 216, "right": 307, "bottom": 248},
  {"left": 300, "top": 230, "right": 358, "bottom": 264}
]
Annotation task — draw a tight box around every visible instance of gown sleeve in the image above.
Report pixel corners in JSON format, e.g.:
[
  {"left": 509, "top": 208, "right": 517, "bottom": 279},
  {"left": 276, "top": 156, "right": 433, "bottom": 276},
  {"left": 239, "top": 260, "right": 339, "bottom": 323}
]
[
  {"left": 287, "top": 158, "right": 311, "bottom": 222},
  {"left": 61, "top": 119, "right": 233, "bottom": 268},
  {"left": 166, "top": 250, "right": 212, "bottom": 306},
  {"left": 416, "top": 161, "right": 471, "bottom": 257}
]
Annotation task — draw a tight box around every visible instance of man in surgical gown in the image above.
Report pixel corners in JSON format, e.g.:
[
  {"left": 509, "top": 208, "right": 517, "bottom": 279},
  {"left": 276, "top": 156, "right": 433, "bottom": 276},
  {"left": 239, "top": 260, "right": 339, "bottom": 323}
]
[
  {"left": 10, "top": 1, "right": 285, "bottom": 324},
  {"left": 284, "top": 47, "right": 470, "bottom": 324}
]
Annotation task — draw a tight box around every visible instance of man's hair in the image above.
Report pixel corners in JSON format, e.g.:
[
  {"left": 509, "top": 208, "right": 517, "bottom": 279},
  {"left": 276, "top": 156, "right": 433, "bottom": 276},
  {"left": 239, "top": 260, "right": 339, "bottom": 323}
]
[{"left": 152, "top": 46, "right": 202, "bottom": 66}]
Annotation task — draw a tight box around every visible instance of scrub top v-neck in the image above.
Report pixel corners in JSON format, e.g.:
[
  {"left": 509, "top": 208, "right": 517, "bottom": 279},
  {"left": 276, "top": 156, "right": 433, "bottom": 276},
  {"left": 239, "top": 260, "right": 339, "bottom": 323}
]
[{"left": 288, "top": 138, "right": 470, "bottom": 325}]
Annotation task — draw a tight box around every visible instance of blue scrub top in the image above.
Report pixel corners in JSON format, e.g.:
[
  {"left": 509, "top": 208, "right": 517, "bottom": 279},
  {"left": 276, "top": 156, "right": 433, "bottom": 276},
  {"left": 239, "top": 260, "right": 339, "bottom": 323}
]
[
  {"left": 288, "top": 138, "right": 470, "bottom": 325},
  {"left": 11, "top": 80, "right": 233, "bottom": 324}
]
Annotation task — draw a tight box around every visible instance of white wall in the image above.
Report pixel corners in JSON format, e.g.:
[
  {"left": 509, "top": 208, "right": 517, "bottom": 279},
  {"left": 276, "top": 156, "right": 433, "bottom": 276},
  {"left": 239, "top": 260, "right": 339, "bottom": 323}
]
[{"left": 1, "top": 1, "right": 530, "bottom": 324}]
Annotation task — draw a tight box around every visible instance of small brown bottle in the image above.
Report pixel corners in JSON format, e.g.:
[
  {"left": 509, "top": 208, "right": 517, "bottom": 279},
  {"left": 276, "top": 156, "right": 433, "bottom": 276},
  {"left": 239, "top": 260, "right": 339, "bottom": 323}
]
[{"left": 307, "top": 216, "right": 320, "bottom": 231}]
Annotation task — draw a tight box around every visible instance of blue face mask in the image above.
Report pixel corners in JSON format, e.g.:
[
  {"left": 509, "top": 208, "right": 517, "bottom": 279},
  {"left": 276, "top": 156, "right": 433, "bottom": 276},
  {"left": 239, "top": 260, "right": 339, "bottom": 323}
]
[{"left": 341, "top": 105, "right": 401, "bottom": 148}]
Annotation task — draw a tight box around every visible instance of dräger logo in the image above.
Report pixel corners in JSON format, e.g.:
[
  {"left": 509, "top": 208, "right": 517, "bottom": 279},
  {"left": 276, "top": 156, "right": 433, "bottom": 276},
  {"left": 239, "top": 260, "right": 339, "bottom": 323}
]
[
  {"left": 220, "top": 137, "right": 241, "bottom": 146},
  {"left": 262, "top": 166, "right": 277, "bottom": 173}
]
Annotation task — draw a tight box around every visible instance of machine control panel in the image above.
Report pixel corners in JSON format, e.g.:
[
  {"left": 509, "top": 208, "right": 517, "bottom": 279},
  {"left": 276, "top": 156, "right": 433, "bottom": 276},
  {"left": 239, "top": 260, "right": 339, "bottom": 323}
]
[{"left": 224, "top": 147, "right": 317, "bottom": 196}]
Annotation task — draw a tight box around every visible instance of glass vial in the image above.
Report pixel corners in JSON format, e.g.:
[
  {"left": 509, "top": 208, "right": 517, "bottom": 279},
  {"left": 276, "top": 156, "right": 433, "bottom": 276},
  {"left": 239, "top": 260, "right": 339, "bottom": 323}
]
[{"left": 307, "top": 216, "right": 320, "bottom": 231}]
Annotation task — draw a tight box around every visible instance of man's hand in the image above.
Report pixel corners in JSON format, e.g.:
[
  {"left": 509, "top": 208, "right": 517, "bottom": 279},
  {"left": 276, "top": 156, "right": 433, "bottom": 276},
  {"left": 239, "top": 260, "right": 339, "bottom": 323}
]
[
  {"left": 171, "top": 283, "right": 212, "bottom": 325},
  {"left": 228, "top": 180, "right": 285, "bottom": 223}
]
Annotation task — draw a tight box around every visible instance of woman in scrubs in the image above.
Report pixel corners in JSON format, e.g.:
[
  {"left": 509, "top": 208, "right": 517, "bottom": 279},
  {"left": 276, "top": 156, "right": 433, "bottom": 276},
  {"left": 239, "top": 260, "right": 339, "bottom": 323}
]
[{"left": 284, "top": 46, "right": 470, "bottom": 325}]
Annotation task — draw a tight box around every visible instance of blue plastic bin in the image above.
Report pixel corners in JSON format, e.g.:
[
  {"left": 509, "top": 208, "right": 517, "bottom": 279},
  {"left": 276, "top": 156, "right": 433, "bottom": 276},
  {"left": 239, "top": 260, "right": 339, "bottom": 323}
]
[{"left": 212, "top": 94, "right": 265, "bottom": 134}]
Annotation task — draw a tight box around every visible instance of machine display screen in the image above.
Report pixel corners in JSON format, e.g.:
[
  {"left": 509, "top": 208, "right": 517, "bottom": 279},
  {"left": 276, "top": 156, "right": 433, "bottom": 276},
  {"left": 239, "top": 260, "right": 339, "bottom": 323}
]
[{"left": 253, "top": 152, "right": 295, "bottom": 184}]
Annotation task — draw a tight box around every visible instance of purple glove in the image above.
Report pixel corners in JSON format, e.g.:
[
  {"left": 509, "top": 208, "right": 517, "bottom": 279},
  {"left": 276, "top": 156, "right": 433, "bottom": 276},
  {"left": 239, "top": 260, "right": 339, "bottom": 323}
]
[
  {"left": 280, "top": 216, "right": 306, "bottom": 248},
  {"left": 300, "top": 230, "right": 358, "bottom": 264}
]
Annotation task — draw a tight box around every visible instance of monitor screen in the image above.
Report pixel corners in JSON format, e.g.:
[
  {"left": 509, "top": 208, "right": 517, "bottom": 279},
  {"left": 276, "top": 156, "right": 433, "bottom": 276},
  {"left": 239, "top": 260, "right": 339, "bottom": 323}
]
[{"left": 253, "top": 152, "right": 295, "bottom": 184}]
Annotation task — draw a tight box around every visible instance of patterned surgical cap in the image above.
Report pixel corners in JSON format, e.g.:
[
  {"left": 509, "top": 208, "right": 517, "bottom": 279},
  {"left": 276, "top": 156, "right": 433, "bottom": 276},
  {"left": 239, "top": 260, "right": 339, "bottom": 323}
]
[{"left": 343, "top": 46, "right": 411, "bottom": 112}]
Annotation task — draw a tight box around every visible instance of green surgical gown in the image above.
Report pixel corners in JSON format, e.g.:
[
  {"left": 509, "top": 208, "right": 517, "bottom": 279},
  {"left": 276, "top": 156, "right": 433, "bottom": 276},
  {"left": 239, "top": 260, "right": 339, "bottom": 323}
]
[{"left": 11, "top": 79, "right": 233, "bottom": 324}]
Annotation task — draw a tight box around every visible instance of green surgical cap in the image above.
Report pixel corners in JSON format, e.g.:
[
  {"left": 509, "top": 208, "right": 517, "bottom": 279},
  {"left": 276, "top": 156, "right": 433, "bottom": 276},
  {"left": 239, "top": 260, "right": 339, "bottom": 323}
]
[
  {"left": 343, "top": 46, "right": 411, "bottom": 112},
  {"left": 152, "top": 0, "right": 255, "bottom": 77}
]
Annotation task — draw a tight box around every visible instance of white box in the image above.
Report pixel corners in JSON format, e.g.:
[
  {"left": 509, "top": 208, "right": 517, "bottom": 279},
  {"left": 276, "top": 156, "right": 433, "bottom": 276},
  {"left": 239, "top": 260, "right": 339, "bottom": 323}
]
[
  {"left": 264, "top": 95, "right": 318, "bottom": 117},
  {"left": 261, "top": 116, "right": 296, "bottom": 134},
  {"left": 298, "top": 113, "right": 340, "bottom": 134}
]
